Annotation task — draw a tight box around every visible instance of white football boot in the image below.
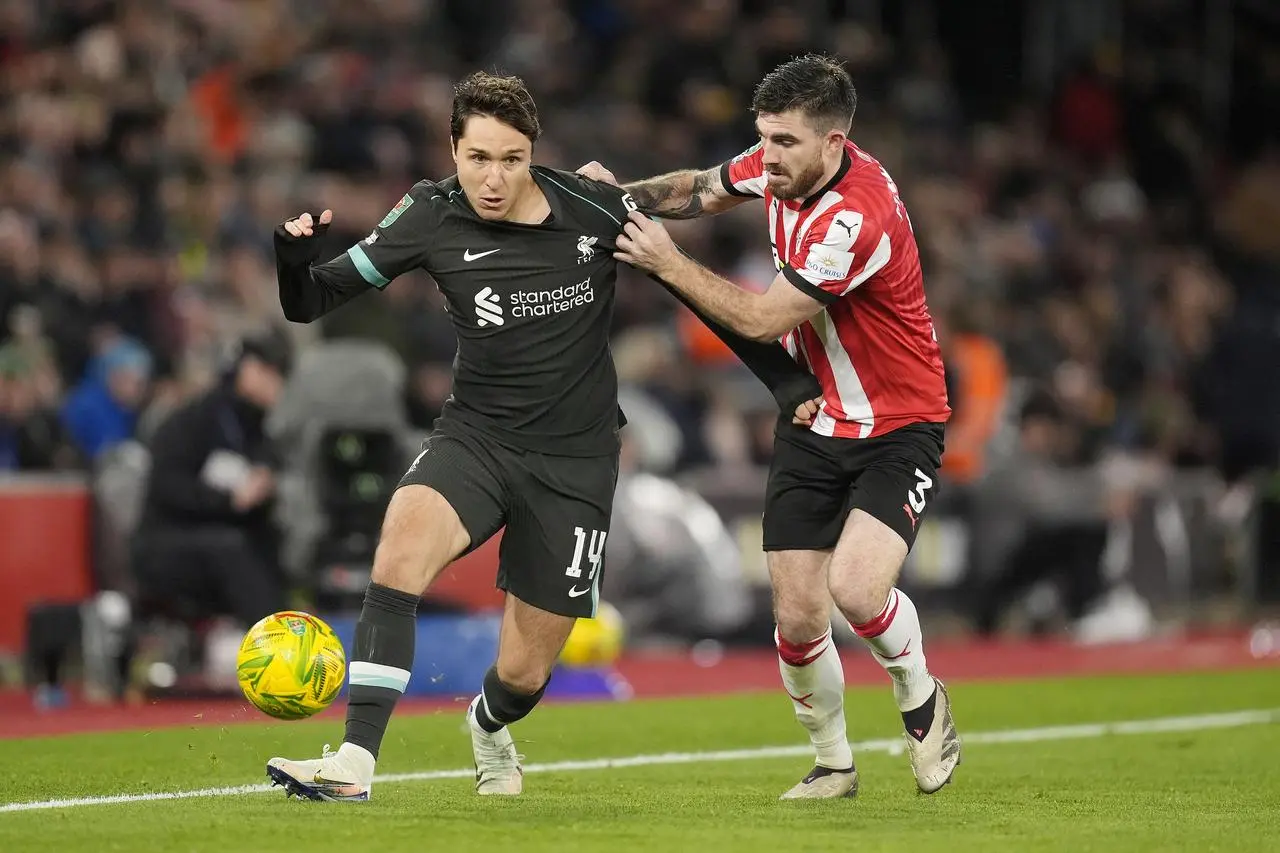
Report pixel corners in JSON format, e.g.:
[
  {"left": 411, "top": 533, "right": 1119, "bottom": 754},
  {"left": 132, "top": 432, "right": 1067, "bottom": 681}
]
[
  {"left": 905, "top": 678, "right": 961, "bottom": 793},
  {"left": 779, "top": 764, "right": 859, "bottom": 799},
  {"left": 467, "top": 695, "right": 524, "bottom": 795},
  {"left": 267, "top": 743, "right": 373, "bottom": 802}
]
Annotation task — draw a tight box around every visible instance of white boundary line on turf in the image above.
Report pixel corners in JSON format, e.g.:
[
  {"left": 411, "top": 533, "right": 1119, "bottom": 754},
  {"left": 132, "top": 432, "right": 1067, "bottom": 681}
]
[{"left": 2, "top": 708, "right": 1276, "bottom": 814}]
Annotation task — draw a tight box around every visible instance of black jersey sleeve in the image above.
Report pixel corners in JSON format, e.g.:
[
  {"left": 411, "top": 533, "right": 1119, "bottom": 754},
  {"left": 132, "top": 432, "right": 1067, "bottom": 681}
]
[
  {"left": 275, "top": 181, "right": 442, "bottom": 322},
  {"left": 649, "top": 267, "right": 822, "bottom": 414}
]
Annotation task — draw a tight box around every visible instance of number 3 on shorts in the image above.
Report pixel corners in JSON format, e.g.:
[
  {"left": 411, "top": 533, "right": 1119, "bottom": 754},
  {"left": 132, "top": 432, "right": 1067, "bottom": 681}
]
[
  {"left": 907, "top": 468, "right": 933, "bottom": 514},
  {"left": 565, "top": 527, "right": 607, "bottom": 580}
]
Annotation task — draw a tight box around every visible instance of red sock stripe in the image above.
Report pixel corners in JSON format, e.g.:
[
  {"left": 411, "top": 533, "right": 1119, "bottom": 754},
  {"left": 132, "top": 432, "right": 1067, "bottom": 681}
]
[
  {"left": 775, "top": 629, "right": 830, "bottom": 667},
  {"left": 852, "top": 591, "right": 899, "bottom": 639}
]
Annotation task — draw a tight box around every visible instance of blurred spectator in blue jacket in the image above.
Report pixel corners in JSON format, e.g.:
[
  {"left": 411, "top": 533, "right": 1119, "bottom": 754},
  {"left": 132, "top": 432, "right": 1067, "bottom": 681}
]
[{"left": 60, "top": 336, "right": 152, "bottom": 461}]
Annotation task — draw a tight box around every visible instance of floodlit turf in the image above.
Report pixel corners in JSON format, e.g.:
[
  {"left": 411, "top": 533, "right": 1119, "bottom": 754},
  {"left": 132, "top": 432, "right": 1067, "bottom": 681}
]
[{"left": 3, "top": 670, "right": 1279, "bottom": 852}]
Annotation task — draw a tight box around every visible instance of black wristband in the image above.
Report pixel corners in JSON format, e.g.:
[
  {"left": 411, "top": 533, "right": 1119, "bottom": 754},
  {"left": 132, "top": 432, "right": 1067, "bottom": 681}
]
[{"left": 772, "top": 373, "right": 823, "bottom": 417}]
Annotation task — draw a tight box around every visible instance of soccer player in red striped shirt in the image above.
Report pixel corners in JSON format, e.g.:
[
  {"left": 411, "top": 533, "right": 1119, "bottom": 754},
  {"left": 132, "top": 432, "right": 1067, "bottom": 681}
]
[{"left": 579, "top": 54, "right": 960, "bottom": 799}]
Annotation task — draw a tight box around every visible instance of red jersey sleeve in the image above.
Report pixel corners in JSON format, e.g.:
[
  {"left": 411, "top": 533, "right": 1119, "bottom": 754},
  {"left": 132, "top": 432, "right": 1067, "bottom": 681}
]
[
  {"left": 781, "top": 206, "right": 893, "bottom": 305},
  {"left": 718, "top": 142, "right": 767, "bottom": 198}
]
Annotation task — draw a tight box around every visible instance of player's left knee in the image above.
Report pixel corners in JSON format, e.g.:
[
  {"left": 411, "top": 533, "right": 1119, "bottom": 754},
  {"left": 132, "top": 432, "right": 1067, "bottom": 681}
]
[
  {"left": 828, "top": 570, "right": 895, "bottom": 626},
  {"left": 828, "top": 511, "right": 908, "bottom": 623}
]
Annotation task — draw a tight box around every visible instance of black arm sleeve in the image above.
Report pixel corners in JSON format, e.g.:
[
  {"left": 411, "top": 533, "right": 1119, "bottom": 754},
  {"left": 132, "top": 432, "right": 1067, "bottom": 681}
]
[
  {"left": 274, "top": 182, "right": 442, "bottom": 323},
  {"left": 649, "top": 272, "right": 822, "bottom": 414},
  {"left": 274, "top": 232, "right": 374, "bottom": 323}
]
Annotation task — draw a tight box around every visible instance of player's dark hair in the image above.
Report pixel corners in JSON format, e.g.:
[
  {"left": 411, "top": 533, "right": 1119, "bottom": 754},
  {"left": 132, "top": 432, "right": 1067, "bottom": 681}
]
[
  {"left": 752, "top": 54, "right": 857, "bottom": 133},
  {"left": 450, "top": 72, "right": 541, "bottom": 145}
]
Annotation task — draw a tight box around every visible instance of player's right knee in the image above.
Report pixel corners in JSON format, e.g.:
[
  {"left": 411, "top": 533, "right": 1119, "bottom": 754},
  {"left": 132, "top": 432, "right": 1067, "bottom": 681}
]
[
  {"left": 370, "top": 486, "right": 470, "bottom": 591},
  {"left": 771, "top": 584, "right": 832, "bottom": 645},
  {"left": 481, "top": 664, "right": 547, "bottom": 726},
  {"left": 767, "top": 549, "right": 833, "bottom": 643},
  {"left": 774, "top": 607, "right": 831, "bottom": 647},
  {"left": 495, "top": 657, "right": 555, "bottom": 695}
]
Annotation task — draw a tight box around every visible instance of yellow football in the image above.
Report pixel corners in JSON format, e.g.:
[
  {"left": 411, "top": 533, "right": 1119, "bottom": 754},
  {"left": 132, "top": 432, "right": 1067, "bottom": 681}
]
[{"left": 236, "top": 610, "right": 346, "bottom": 720}]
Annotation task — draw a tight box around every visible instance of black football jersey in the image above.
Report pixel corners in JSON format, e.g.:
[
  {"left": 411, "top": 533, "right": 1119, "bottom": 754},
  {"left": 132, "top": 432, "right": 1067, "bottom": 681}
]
[
  {"left": 279, "top": 168, "right": 638, "bottom": 456},
  {"left": 276, "top": 167, "right": 823, "bottom": 457}
]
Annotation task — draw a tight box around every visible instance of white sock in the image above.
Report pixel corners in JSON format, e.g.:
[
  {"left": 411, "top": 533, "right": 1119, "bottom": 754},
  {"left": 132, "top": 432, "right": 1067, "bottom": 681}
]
[
  {"left": 850, "top": 588, "right": 935, "bottom": 712},
  {"left": 775, "top": 626, "right": 853, "bottom": 770},
  {"left": 337, "top": 742, "right": 376, "bottom": 784}
]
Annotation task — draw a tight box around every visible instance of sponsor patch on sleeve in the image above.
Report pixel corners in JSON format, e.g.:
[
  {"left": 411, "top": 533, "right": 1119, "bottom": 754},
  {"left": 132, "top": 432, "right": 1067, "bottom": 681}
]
[
  {"left": 803, "top": 247, "right": 855, "bottom": 282},
  {"left": 378, "top": 193, "right": 414, "bottom": 228}
]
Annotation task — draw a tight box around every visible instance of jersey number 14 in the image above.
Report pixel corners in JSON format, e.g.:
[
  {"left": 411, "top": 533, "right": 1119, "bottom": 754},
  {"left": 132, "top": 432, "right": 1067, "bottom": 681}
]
[{"left": 565, "top": 527, "right": 607, "bottom": 580}]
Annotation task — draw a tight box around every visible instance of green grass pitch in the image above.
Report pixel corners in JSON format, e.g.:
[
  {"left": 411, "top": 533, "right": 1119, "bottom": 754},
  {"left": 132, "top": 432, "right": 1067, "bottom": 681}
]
[{"left": 2, "top": 670, "right": 1278, "bottom": 852}]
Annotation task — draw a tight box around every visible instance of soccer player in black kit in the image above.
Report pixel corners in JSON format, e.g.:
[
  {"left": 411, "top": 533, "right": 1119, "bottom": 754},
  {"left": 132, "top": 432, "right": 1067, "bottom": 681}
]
[{"left": 265, "top": 72, "right": 818, "bottom": 801}]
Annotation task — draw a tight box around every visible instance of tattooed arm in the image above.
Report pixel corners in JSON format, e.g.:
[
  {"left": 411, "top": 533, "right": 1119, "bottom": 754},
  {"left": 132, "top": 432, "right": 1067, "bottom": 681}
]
[
  {"left": 622, "top": 167, "right": 747, "bottom": 219},
  {"left": 577, "top": 161, "right": 747, "bottom": 219}
]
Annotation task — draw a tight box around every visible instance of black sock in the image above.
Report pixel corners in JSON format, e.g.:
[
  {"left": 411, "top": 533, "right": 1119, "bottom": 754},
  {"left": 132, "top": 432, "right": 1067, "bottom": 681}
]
[
  {"left": 343, "top": 582, "right": 419, "bottom": 759},
  {"left": 902, "top": 685, "right": 938, "bottom": 742},
  {"left": 473, "top": 665, "right": 547, "bottom": 733}
]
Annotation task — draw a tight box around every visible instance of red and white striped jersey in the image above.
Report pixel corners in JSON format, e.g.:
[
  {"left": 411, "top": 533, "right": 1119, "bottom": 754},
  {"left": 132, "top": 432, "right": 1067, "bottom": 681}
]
[{"left": 720, "top": 140, "right": 950, "bottom": 439}]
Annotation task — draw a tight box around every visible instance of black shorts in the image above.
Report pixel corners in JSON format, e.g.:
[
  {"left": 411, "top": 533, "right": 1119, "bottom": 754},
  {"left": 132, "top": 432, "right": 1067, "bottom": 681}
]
[
  {"left": 763, "top": 421, "right": 945, "bottom": 552},
  {"left": 398, "top": 424, "right": 619, "bottom": 618}
]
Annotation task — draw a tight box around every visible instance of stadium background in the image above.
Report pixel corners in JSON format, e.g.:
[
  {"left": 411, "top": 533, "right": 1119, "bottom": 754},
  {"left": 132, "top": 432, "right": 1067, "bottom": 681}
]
[{"left": 2, "top": 0, "right": 1280, "bottom": 705}]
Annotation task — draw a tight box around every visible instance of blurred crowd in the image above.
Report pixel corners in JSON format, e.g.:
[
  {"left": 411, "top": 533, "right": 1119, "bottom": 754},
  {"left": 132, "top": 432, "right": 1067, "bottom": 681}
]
[{"left": 2, "top": 0, "right": 1279, "bottom": 498}]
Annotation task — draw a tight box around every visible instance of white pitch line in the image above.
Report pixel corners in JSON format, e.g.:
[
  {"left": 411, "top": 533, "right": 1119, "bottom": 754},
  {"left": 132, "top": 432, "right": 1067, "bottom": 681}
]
[{"left": 2, "top": 708, "right": 1275, "bottom": 814}]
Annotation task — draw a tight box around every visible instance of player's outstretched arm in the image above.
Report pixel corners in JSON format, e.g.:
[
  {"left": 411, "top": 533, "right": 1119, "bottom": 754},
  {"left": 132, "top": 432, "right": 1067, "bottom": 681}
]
[
  {"left": 274, "top": 185, "right": 436, "bottom": 323},
  {"left": 274, "top": 210, "right": 374, "bottom": 323},
  {"left": 623, "top": 167, "right": 745, "bottom": 219},
  {"left": 577, "top": 161, "right": 744, "bottom": 219}
]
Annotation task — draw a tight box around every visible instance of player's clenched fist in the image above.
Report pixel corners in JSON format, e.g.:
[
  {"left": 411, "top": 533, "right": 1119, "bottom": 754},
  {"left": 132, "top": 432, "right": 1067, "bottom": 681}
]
[
  {"left": 792, "top": 396, "right": 821, "bottom": 426},
  {"left": 284, "top": 209, "right": 332, "bottom": 237},
  {"left": 614, "top": 210, "right": 679, "bottom": 279},
  {"left": 274, "top": 209, "right": 333, "bottom": 266}
]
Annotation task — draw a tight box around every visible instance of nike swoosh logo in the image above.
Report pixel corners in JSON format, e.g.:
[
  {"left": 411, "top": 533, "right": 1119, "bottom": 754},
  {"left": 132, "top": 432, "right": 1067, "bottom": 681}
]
[
  {"left": 884, "top": 640, "right": 912, "bottom": 660},
  {"left": 463, "top": 248, "right": 500, "bottom": 262},
  {"left": 568, "top": 586, "right": 591, "bottom": 598}
]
